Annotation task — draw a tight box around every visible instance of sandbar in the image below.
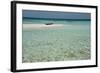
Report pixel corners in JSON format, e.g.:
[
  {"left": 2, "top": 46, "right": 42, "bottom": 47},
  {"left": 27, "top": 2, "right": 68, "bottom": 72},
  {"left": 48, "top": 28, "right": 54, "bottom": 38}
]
[{"left": 23, "top": 24, "right": 64, "bottom": 29}]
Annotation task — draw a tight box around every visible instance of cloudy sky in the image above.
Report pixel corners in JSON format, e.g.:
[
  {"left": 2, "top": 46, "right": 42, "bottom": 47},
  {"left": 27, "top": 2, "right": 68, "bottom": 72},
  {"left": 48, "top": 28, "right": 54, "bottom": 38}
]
[{"left": 23, "top": 10, "right": 91, "bottom": 20}]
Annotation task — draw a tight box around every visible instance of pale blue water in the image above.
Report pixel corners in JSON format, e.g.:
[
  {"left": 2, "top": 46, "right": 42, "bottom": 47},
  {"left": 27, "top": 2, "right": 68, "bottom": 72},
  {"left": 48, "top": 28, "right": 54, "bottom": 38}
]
[
  {"left": 23, "top": 18, "right": 90, "bottom": 25},
  {"left": 22, "top": 19, "right": 91, "bottom": 63}
]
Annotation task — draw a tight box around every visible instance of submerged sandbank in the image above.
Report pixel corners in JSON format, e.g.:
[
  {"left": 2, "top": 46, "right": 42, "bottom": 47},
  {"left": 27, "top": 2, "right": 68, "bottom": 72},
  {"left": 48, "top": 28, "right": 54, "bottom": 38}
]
[{"left": 23, "top": 24, "right": 64, "bottom": 29}]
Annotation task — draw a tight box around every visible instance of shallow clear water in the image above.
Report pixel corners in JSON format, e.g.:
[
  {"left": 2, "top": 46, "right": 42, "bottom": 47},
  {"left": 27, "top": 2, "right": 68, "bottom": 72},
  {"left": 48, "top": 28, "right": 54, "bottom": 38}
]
[{"left": 22, "top": 19, "right": 91, "bottom": 63}]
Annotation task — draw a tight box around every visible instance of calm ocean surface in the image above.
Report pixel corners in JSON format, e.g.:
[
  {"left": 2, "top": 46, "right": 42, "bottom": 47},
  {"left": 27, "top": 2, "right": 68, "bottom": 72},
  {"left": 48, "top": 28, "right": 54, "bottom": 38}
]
[{"left": 22, "top": 18, "right": 91, "bottom": 63}]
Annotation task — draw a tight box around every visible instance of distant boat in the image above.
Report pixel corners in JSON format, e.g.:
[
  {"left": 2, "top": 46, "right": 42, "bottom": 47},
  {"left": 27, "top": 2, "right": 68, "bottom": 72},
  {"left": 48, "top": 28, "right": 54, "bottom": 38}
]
[{"left": 45, "top": 23, "right": 53, "bottom": 25}]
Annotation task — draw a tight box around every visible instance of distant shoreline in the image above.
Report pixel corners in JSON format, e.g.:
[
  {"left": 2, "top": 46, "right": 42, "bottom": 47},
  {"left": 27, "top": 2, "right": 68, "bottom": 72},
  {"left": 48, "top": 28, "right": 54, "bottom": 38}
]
[{"left": 23, "top": 17, "right": 91, "bottom": 21}]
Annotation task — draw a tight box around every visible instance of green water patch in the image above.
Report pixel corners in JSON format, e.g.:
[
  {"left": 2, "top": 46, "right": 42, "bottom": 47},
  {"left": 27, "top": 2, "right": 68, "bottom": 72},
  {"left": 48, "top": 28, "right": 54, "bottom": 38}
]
[{"left": 22, "top": 20, "right": 91, "bottom": 63}]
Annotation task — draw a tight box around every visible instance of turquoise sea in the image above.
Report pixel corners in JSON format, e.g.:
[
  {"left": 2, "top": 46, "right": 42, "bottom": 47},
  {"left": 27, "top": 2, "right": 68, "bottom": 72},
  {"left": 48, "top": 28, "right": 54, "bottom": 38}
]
[{"left": 22, "top": 18, "right": 91, "bottom": 63}]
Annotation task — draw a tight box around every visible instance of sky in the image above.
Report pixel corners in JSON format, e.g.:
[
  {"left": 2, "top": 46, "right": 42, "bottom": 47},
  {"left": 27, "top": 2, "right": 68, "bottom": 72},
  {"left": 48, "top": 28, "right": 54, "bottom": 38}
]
[{"left": 23, "top": 10, "right": 91, "bottom": 20}]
